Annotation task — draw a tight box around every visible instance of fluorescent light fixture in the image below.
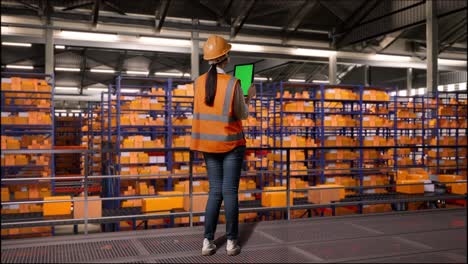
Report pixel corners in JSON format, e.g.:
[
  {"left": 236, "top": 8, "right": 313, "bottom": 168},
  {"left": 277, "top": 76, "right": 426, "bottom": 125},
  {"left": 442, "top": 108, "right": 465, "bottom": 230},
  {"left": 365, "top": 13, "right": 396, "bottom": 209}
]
[
  {"left": 373, "top": 54, "right": 411, "bottom": 61},
  {"left": 398, "top": 90, "right": 407, "bottom": 96},
  {"left": 55, "top": 45, "right": 65, "bottom": 49},
  {"left": 126, "top": 70, "right": 148, "bottom": 75},
  {"left": 458, "top": 82, "right": 467, "bottom": 91},
  {"left": 60, "top": 30, "right": 118, "bottom": 42},
  {"left": 410, "top": 89, "right": 417, "bottom": 96},
  {"left": 55, "top": 67, "right": 80, "bottom": 72},
  {"left": 55, "top": 109, "right": 67, "bottom": 113},
  {"left": 71, "top": 110, "right": 82, "bottom": 113},
  {"left": 183, "top": 73, "right": 191, "bottom": 78},
  {"left": 389, "top": 91, "right": 396, "bottom": 96},
  {"left": 2, "top": 42, "right": 32, "bottom": 47},
  {"left": 313, "top": 80, "right": 329, "bottom": 84},
  {"left": 139, "top": 37, "right": 191, "bottom": 47},
  {"left": 438, "top": 85, "right": 444, "bottom": 91},
  {"left": 90, "top": 68, "right": 115, "bottom": 74},
  {"left": 418, "top": 88, "right": 426, "bottom": 95},
  {"left": 155, "top": 72, "right": 183, "bottom": 77},
  {"left": 6, "top": 65, "right": 33, "bottom": 69},
  {"left": 87, "top": 87, "right": 108, "bottom": 92},
  {"left": 121, "top": 88, "right": 140, "bottom": 93},
  {"left": 447, "top": 84, "right": 455, "bottom": 91},
  {"left": 231, "top": 43, "right": 264, "bottom": 52},
  {"left": 438, "top": 59, "right": 466, "bottom": 66},
  {"left": 55, "top": 86, "right": 79, "bottom": 91},
  {"left": 292, "top": 48, "right": 336, "bottom": 57},
  {"left": 254, "top": 77, "right": 268, "bottom": 81},
  {"left": 288, "top": 79, "right": 305, "bottom": 83}
]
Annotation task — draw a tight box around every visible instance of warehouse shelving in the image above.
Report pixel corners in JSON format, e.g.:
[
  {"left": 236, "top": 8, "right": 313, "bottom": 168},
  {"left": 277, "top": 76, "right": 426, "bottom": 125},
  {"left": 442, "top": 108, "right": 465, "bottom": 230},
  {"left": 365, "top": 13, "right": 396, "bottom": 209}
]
[{"left": 1, "top": 72, "right": 56, "bottom": 238}]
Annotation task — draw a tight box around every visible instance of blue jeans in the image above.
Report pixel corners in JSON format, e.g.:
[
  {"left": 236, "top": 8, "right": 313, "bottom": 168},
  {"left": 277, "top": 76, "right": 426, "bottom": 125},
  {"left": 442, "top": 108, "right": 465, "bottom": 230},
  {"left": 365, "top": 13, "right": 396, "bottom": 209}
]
[{"left": 203, "top": 146, "right": 246, "bottom": 240}]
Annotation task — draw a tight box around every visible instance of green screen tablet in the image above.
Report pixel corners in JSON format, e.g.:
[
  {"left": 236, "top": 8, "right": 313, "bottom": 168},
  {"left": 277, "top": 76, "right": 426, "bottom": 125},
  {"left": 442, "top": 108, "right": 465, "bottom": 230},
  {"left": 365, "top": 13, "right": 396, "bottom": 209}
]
[{"left": 234, "top": 64, "right": 254, "bottom": 96}]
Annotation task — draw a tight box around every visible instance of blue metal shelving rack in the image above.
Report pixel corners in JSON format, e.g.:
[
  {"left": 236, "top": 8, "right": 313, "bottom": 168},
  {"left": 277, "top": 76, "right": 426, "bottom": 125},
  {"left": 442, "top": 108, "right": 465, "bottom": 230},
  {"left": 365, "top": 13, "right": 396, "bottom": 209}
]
[
  {"left": 1, "top": 71, "right": 56, "bottom": 236},
  {"left": 431, "top": 90, "right": 467, "bottom": 176}
]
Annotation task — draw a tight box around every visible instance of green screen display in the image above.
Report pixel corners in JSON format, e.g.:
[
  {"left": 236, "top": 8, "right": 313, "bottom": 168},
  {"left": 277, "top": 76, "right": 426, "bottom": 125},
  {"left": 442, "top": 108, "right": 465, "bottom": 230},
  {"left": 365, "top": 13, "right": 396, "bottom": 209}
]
[{"left": 234, "top": 64, "right": 254, "bottom": 96}]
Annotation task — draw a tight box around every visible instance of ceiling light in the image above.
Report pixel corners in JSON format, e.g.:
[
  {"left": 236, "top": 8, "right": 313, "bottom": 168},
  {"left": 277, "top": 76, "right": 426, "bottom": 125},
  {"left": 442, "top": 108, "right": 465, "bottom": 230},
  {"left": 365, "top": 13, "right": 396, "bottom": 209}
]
[
  {"left": 373, "top": 54, "right": 411, "bottom": 61},
  {"left": 438, "top": 59, "right": 466, "bottom": 66},
  {"left": 292, "top": 48, "right": 336, "bottom": 58},
  {"left": 87, "top": 87, "right": 108, "bottom": 92},
  {"left": 6, "top": 65, "right": 34, "bottom": 69},
  {"left": 2, "top": 42, "right": 32, "bottom": 47},
  {"left": 139, "top": 37, "right": 191, "bottom": 47},
  {"left": 55, "top": 86, "right": 79, "bottom": 91},
  {"left": 55, "top": 45, "right": 65, "bottom": 49},
  {"left": 60, "top": 30, "right": 118, "bottom": 42},
  {"left": 389, "top": 91, "right": 396, "bottom": 96},
  {"left": 458, "top": 82, "right": 467, "bottom": 91},
  {"left": 410, "top": 89, "right": 417, "bottom": 96},
  {"left": 437, "top": 85, "right": 444, "bottom": 91},
  {"left": 55, "top": 67, "right": 80, "bottom": 72},
  {"left": 417, "top": 88, "right": 426, "bottom": 95},
  {"left": 288, "top": 79, "right": 305, "bottom": 83},
  {"left": 254, "top": 77, "right": 268, "bottom": 81},
  {"left": 55, "top": 109, "right": 67, "bottom": 113},
  {"left": 126, "top": 70, "right": 148, "bottom": 75},
  {"left": 121, "top": 88, "right": 140, "bottom": 93},
  {"left": 155, "top": 72, "right": 183, "bottom": 77},
  {"left": 183, "top": 73, "right": 191, "bottom": 78},
  {"left": 447, "top": 84, "right": 455, "bottom": 91},
  {"left": 71, "top": 110, "right": 82, "bottom": 113},
  {"left": 231, "top": 43, "right": 264, "bottom": 52},
  {"left": 398, "top": 90, "right": 407, "bottom": 96},
  {"left": 312, "top": 80, "right": 329, "bottom": 84},
  {"left": 90, "top": 69, "right": 115, "bottom": 74}
]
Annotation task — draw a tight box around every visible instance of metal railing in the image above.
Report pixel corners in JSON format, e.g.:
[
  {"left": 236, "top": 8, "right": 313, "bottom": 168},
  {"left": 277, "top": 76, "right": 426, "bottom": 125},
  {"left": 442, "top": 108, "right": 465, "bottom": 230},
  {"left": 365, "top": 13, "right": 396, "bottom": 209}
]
[{"left": 1, "top": 147, "right": 467, "bottom": 235}]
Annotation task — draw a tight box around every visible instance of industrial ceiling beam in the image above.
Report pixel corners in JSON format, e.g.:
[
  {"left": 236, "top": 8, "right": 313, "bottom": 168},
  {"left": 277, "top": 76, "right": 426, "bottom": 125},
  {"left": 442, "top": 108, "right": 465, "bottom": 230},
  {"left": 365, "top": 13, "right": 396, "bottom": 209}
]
[
  {"left": 199, "top": 0, "right": 229, "bottom": 26},
  {"left": 79, "top": 48, "right": 88, "bottom": 95},
  {"left": 155, "top": 0, "right": 171, "bottom": 32},
  {"left": 318, "top": 0, "right": 346, "bottom": 22},
  {"left": 282, "top": 0, "right": 320, "bottom": 44},
  {"left": 116, "top": 50, "right": 127, "bottom": 75},
  {"left": 230, "top": 0, "right": 256, "bottom": 38},
  {"left": 92, "top": 0, "right": 101, "bottom": 27},
  {"left": 334, "top": 0, "right": 467, "bottom": 50},
  {"left": 333, "top": 0, "right": 380, "bottom": 49},
  {"left": 103, "top": 1, "right": 126, "bottom": 16},
  {"left": 62, "top": 2, "right": 93, "bottom": 12}
]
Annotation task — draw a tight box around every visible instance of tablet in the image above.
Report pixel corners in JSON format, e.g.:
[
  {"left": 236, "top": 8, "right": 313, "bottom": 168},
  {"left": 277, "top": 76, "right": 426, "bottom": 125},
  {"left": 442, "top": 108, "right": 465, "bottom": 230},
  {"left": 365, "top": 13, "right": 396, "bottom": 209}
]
[{"left": 234, "top": 63, "right": 254, "bottom": 96}]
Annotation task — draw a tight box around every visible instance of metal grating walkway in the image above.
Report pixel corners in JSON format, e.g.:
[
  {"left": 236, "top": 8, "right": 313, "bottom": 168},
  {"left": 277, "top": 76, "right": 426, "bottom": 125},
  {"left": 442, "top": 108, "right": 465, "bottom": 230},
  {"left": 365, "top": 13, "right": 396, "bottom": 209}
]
[{"left": 2, "top": 208, "right": 466, "bottom": 263}]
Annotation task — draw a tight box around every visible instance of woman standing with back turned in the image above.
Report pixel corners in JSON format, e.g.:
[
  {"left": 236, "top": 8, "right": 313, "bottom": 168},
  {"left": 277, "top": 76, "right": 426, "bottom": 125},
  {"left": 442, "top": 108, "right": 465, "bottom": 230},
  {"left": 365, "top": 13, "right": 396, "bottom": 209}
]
[{"left": 190, "top": 35, "right": 256, "bottom": 256}]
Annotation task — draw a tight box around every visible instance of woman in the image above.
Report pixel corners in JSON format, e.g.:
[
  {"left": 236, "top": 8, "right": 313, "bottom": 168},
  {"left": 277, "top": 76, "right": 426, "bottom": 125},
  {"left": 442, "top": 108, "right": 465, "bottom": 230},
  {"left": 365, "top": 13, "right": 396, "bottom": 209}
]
[{"left": 190, "top": 35, "right": 256, "bottom": 256}]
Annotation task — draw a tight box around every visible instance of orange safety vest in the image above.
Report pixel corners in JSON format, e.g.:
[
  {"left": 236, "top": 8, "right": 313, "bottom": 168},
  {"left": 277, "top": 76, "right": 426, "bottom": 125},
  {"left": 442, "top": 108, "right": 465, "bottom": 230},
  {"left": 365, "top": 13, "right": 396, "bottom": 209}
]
[{"left": 190, "top": 73, "right": 246, "bottom": 153}]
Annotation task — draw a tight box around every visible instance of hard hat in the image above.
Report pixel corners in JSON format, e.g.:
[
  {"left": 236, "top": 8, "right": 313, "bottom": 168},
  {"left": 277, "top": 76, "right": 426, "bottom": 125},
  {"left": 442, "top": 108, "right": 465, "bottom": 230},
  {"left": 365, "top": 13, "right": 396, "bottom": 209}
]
[{"left": 203, "top": 35, "right": 232, "bottom": 61}]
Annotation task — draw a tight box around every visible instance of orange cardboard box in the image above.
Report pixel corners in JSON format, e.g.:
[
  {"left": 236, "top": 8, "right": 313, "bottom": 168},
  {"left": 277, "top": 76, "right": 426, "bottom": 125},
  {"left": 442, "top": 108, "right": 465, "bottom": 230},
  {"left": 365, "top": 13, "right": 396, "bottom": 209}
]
[
  {"left": 73, "top": 195, "right": 102, "bottom": 219},
  {"left": 43, "top": 196, "right": 72, "bottom": 216},
  {"left": 396, "top": 180, "right": 424, "bottom": 194},
  {"left": 307, "top": 184, "right": 345, "bottom": 204}
]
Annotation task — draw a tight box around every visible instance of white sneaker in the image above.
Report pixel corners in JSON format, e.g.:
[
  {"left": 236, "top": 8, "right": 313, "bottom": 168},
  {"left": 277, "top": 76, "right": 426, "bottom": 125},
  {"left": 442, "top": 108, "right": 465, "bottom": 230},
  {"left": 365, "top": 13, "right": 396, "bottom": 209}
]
[
  {"left": 226, "top": 239, "right": 241, "bottom": 256},
  {"left": 202, "top": 238, "right": 216, "bottom": 256}
]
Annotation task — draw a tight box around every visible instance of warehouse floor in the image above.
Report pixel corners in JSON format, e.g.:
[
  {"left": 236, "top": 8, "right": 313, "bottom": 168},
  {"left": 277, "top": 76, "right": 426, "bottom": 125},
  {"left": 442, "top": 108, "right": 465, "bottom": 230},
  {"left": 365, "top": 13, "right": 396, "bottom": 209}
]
[{"left": 1, "top": 208, "right": 466, "bottom": 263}]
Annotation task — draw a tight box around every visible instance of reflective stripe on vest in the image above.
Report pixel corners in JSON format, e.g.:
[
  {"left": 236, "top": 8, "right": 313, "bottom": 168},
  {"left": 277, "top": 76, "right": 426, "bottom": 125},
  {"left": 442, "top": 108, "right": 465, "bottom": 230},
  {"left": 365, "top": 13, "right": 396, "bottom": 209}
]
[
  {"left": 192, "top": 132, "right": 244, "bottom": 142},
  {"left": 193, "top": 113, "right": 238, "bottom": 123}
]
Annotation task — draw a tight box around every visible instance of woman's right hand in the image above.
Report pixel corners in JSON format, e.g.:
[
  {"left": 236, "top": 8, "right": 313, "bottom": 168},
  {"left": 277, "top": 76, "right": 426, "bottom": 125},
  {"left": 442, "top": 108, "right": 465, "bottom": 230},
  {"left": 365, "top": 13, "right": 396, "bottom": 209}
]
[{"left": 247, "top": 84, "right": 256, "bottom": 100}]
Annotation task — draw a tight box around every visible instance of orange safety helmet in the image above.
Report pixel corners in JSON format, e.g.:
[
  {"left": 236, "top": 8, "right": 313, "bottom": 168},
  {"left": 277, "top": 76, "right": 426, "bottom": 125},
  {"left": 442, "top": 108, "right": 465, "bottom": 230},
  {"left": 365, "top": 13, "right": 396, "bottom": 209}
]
[{"left": 203, "top": 35, "right": 232, "bottom": 61}]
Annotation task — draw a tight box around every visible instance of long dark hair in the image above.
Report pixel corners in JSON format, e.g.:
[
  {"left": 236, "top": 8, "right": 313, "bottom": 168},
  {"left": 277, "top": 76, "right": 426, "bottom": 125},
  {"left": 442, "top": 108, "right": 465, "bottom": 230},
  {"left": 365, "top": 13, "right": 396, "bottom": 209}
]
[
  {"left": 205, "top": 57, "right": 227, "bottom": 106},
  {"left": 205, "top": 64, "right": 217, "bottom": 106}
]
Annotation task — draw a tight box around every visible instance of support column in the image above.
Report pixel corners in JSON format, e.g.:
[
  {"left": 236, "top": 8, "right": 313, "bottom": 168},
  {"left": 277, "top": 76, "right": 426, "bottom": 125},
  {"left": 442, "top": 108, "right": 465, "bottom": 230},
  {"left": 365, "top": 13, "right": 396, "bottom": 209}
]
[
  {"left": 426, "top": 0, "right": 438, "bottom": 94},
  {"left": 364, "top": 65, "right": 370, "bottom": 86},
  {"left": 45, "top": 28, "right": 54, "bottom": 75},
  {"left": 407, "top": 68, "right": 413, "bottom": 95},
  {"left": 328, "top": 54, "right": 337, "bottom": 85},
  {"left": 191, "top": 20, "right": 200, "bottom": 80}
]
